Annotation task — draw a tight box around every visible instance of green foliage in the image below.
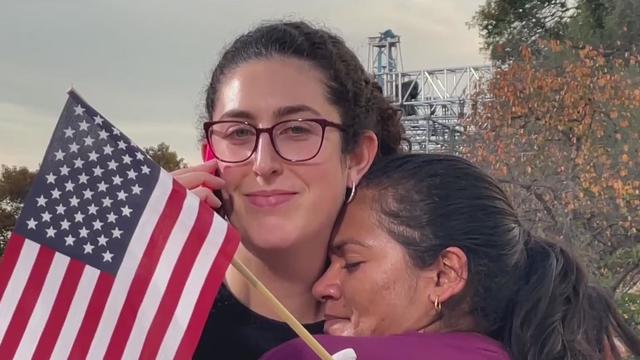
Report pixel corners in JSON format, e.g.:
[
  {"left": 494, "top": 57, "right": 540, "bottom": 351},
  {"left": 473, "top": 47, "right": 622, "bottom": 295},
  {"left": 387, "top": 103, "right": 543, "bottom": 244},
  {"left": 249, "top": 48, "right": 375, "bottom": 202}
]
[
  {"left": 143, "top": 142, "right": 187, "bottom": 172},
  {"left": 618, "top": 292, "right": 640, "bottom": 333},
  {"left": 469, "top": 0, "right": 573, "bottom": 61},
  {"left": 0, "top": 165, "right": 37, "bottom": 254},
  {"left": 471, "top": 0, "right": 640, "bottom": 61}
]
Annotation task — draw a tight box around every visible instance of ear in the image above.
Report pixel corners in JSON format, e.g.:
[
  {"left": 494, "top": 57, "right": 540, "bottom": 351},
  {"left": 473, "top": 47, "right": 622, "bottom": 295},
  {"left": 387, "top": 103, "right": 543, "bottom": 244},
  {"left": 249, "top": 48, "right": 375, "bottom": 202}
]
[
  {"left": 430, "top": 247, "right": 468, "bottom": 304},
  {"left": 346, "top": 130, "right": 378, "bottom": 185}
]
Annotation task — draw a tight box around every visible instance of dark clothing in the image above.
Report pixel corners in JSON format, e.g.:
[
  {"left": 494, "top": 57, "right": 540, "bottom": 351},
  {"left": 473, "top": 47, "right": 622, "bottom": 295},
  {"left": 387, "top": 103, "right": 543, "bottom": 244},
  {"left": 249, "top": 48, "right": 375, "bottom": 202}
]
[
  {"left": 193, "top": 284, "right": 324, "bottom": 359},
  {"left": 261, "top": 331, "right": 511, "bottom": 360}
]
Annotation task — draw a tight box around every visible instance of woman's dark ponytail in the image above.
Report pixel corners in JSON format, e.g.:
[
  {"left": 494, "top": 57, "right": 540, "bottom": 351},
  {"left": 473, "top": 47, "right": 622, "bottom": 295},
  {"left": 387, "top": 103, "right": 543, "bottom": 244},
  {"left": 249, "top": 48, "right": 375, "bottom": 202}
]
[{"left": 505, "top": 232, "right": 640, "bottom": 359}]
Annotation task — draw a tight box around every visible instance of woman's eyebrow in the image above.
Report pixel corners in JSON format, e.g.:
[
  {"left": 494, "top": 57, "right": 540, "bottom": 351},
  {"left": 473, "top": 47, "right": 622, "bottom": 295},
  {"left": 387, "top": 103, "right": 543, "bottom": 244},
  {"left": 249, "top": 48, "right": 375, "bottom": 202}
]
[
  {"left": 273, "top": 104, "right": 321, "bottom": 118},
  {"left": 330, "top": 238, "right": 371, "bottom": 255},
  {"left": 217, "top": 109, "right": 255, "bottom": 121},
  {"left": 217, "top": 105, "right": 321, "bottom": 122}
]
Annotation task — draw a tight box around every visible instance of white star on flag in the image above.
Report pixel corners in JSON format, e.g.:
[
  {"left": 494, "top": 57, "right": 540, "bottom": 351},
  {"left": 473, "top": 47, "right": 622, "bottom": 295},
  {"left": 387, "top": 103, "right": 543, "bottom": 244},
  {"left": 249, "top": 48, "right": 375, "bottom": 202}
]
[
  {"left": 45, "top": 226, "right": 57, "bottom": 238},
  {"left": 88, "top": 204, "right": 99, "bottom": 215},
  {"left": 36, "top": 195, "right": 47, "bottom": 207},
  {"left": 97, "top": 181, "right": 109, "bottom": 192},
  {"left": 131, "top": 184, "right": 142, "bottom": 195},
  {"left": 103, "top": 144, "right": 114, "bottom": 155},
  {"left": 107, "top": 159, "right": 118, "bottom": 170},
  {"left": 60, "top": 164, "right": 71, "bottom": 175},
  {"left": 111, "top": 227, "right": 123, "bottom": 238},
  {"left": 45, "top": 173, "right": 57, "bottom": 184},
  {"left": 79, "top": 227, "right": 90, "bottom": 238},
  {"left": 60, "top": 219, "right": 71, "bottom": 230},
  {"left": 97, "top": 235, "right": 109, "bottom": 246},
  {"left": 78, "top": 120, "right": 90, "bottom": 131},
  {"left": 73, "top": 158, "right": 85, "bottom": 168},
  {"left": 26, "top": 218, "right": 37, "bottom": 229},
  {"left": 64, "top": 180, "right": 75, "bottom": 191},
  {"left": 64, "top": 234, "right": 76, "bottom": 245},
  {"left": 54, "top": 149, "right": 65, "bottom": 160},
  {"left": 41, "top": 211, "right": 52, "bottom": 222},
  {"left": 73, "top": 104, "right": 85, "bottom": 115},
  {"left": 83, "top": 241, "right": 94, "bottom": 254},
  {"left": 55, "top": 204, "right": 66, "bottom": 214},
  {"left": 121, "top": 205, "right": 132, "bottom": 217},
  {"left": 63, "top": 127, "right": 75, "bottom": 138},
  {"left": 74, "top": 212, "right": 85, "bottom": 222},
  {"left": 69, "top": 195, "right": 80, "bottom": 206},
  {"left": 102, "top": 250, "right": 114, "bottom": 262},
  {"left": 88, "top": 150, "right": 99, "bottom": 161}
]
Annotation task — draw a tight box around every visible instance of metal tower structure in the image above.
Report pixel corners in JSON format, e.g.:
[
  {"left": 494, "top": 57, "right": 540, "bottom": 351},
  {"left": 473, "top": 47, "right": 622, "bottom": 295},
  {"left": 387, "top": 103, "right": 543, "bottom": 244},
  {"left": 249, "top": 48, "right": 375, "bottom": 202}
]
[
  {"left": 368, "top": 30, "right": 403, "bottom": 97},
  {"left": 367, "top": 31, "right": 492, "bottom": 153}
]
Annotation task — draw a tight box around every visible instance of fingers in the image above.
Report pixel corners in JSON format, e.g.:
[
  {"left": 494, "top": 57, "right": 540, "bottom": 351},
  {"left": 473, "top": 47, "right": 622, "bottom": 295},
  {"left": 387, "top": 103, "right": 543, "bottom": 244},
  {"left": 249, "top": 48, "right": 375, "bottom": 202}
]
[
  {"left": 174, "top": 172, "right": 225, "bottom": 190},
  {"left": 191, "top": 187, "right": 222, "bottom": 208},
  {"left": 171, "top": 160, "right": 225, "bottom": 209},
  {"left": 171, "top": 159, "right": 218, "bottom": 176}
]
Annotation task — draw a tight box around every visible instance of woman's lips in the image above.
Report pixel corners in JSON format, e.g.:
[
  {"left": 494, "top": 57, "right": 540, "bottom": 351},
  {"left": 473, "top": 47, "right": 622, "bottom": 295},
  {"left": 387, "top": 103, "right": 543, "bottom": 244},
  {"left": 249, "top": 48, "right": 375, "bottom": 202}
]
[
  {"left": 323, "top": 315, "right": 352, "bottom": 336},
  {"left": 244, "top": 191, "right": 297, "bottom": 208}
]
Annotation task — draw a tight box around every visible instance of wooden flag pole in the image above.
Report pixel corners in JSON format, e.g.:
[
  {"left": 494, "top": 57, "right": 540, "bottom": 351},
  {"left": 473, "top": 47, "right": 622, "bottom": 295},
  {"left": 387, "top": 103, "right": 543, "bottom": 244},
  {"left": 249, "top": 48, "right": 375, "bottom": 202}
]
[{"left": 231, "top": 257, "right": 333, "bottom": 360}]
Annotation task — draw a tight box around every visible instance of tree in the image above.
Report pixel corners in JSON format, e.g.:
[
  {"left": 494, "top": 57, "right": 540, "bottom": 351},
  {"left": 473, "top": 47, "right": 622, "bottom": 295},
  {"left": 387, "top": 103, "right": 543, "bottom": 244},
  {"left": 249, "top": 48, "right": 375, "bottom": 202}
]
[
  {"left": 471, "top": 0, "right": 640, "bottom": 61},
  {"left": 0, "top": 165, "right": 37, "bottom": 254},
  {"left": 463, "top": 43, "right": 640, "bottom": 315},
  {"left": 143, "top": 142, "right": 187, "bottom": 172},
  {"left": 469, "top": 0, "right": 574, "bottom": 61}
]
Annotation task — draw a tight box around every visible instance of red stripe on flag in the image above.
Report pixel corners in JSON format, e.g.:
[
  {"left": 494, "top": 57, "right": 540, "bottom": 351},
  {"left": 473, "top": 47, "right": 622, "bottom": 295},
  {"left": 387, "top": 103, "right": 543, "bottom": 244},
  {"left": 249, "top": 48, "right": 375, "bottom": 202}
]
[
  {"left": 0, "top": 233, "right": 26, "bottom": 301},
  {"left": 174, "top": 226, "right": 239, "bottom": 359},
  {"left": 103, "top": 182, "right": 187, "bottom": 359},
  {"left": 32, "top": 259, "right": 85, "bottom": 359},
  {"left": 0, "top": 243, "right": 55, "bottom": 358},
  {"left": 138, "top": 202, "right": 214, "bottom": 359},
  {"left": 68, "top": 272, "right": 115, "bottom": 359}
]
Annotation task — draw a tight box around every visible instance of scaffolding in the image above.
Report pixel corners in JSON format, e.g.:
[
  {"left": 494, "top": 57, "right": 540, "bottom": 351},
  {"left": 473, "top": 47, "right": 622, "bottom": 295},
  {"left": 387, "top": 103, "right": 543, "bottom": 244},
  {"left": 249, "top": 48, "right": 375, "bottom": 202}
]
[{"left": 367, "top": 31, "right": 492, "bottom": 153}]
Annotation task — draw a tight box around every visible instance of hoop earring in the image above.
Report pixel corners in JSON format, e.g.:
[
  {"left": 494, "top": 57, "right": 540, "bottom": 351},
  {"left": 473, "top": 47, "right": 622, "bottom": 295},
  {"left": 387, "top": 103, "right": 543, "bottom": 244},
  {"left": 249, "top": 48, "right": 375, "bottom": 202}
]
[
  {"left": 346, "top": 181, "right": 357, "bottom": 204},
  {"left": 434, "top": 296, "right": 442, "bottom": 312}
]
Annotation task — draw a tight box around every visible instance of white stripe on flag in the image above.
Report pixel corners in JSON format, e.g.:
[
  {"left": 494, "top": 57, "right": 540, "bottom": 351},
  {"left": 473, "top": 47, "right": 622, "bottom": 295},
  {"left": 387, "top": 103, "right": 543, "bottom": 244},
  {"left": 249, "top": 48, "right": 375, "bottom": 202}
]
[
  {"left": 51, "top": 265, "right": 100, "bottom": 360},
  {"left": 157, "top": 214, "right": 229, "bottom": 357},
  {"left": 0, "top": 239, "right": 40, "bottom": 340},
  {"left": 14, "top": 252, "right": 70, "bottom": 359},
  {"left": 122, "top": 193, "right": 199, "bottom": 359},
  {"left": 86, "top": 171, "right": 173, "bottom": 359}
]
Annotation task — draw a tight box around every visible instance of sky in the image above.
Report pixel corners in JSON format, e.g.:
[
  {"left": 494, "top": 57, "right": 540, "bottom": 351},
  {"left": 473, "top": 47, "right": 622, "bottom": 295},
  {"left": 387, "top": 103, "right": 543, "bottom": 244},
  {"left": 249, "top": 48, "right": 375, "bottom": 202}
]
[{"left": 0, "top": 0, "right": 487, "bottom": 169}]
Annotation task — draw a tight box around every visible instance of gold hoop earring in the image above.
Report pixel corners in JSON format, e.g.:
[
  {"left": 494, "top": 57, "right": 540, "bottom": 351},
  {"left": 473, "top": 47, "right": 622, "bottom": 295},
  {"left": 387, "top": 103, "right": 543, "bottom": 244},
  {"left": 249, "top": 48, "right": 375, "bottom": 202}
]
[
  {"left": 346, "top": 181, "right": 357, "bottom": 204},
  {"left": 434, "top": 296, "right": 442, "bottom": 312}
]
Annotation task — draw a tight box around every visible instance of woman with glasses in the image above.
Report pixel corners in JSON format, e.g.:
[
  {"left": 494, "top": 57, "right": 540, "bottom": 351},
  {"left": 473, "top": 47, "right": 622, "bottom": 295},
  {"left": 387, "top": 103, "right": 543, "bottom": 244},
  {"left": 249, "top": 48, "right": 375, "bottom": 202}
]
[
  {"left": 262, "top": 154, "right": 640, "bottom": 360},
  {"left": 172, "top": 21, "right": 405, "bottom": 359}
]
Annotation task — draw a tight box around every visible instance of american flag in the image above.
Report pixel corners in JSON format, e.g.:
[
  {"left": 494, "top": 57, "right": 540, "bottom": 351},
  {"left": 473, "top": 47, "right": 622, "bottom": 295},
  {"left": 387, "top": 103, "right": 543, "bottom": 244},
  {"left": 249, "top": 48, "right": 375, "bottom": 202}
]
[{"left": 0, "top": 90, "right": 239, "bottom": 359}]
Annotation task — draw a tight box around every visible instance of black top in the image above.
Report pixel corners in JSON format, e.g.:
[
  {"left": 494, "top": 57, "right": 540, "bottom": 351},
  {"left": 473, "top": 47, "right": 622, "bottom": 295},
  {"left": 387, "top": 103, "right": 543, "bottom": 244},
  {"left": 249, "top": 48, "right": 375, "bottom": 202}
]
[{"left": 193, "top": 284, "right": 325, "bottom": 360}]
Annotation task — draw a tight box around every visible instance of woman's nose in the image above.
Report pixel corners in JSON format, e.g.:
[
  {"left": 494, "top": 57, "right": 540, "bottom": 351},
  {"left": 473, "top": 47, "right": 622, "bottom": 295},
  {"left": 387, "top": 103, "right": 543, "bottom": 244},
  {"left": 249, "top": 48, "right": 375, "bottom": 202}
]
[
  {"left": 252, "top": 133, "right": 283, "bottom": 177},
  {"left": 312, "top": 266, "right": 342, "bottom": 302}
]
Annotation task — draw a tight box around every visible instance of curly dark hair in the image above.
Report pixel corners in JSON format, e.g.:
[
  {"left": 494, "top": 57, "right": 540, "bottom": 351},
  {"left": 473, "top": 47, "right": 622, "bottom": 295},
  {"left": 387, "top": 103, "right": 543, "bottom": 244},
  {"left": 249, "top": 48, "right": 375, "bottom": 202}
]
[{"left": 202, "top": 21, "right": 405, "bottom": 157}]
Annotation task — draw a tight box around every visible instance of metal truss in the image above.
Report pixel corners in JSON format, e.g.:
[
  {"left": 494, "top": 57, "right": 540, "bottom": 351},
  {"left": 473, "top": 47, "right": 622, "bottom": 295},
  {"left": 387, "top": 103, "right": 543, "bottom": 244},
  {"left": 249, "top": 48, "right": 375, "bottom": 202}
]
[{"left": 367, "top": 31, "right": 493, "bottom": 153}]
